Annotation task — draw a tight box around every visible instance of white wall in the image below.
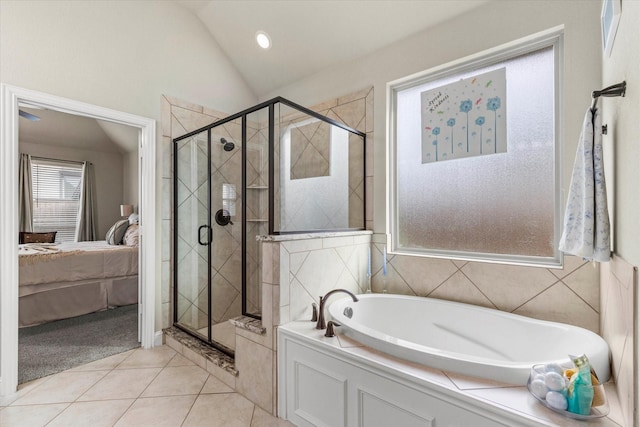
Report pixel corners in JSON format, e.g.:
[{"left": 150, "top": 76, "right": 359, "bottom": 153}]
[
  {"left": 262, "top": 0, "right": 602, "bottom": 233},
  {"left": 19, "top": 142, "right": 124, "bottom": 239},
  {"left": 0, "top": 1, "right": 256, "bottom": 120}
]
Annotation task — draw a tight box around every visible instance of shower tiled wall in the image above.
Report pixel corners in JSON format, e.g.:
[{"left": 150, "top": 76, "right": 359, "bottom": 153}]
[
  {"left": 600, "top": 256, "right": 636, "bottom": 427},
  {"left": 273, "top": 96, "right": 369, "bottom": 232},
  {"left": 370, "top": 238, "right": 600, "bottom": 332},
  {"left": 160, "top": 95, "right": 242, "bottom": 330},
  {"left": 303, "top": 87, "right": 373, "bottom": 230}
]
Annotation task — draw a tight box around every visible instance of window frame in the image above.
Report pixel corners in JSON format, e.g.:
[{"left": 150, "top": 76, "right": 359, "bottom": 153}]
[
  {"left": 31, "top": 157, "right": 83, "bottom": 243},
  {"left": 386, "top": 27, "right": 564, "bottom": 267}
]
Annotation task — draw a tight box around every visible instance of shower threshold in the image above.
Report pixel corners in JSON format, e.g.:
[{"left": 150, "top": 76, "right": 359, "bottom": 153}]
[
  {"left": 196, "top": 321, "right": 236, "bottom": 351},
  {"left": 163, "top": 326, "right": 238, "bottom": 380}
]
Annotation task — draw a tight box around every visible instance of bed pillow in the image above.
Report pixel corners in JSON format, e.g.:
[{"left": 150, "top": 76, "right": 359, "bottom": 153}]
[
  {"left": 106, "top": 219, "right": 130, "bottom": 245},
  {"left": 128, "top": 213, "right": 139, "bottom": 224},
  {"left": 123, "top": 224, "right": 139, "bottom": 247}
]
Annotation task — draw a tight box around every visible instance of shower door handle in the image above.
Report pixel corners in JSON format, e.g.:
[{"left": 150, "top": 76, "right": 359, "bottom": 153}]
[{"left": 197, "top": 225, "right": 212, "bottom": 246}]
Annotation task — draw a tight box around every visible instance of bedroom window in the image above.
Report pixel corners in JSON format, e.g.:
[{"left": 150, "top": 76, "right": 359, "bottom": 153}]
[{"left": 31, "top": 158, "right": 82, "bottom": 242}]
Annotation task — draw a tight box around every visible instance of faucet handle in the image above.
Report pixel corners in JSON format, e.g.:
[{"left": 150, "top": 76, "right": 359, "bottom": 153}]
[
  {"left": 325, "top": 320, "right": 341, "bottom": 338},
  {"left": 311, "top": 303, "right": 318, "bottom": 322}
]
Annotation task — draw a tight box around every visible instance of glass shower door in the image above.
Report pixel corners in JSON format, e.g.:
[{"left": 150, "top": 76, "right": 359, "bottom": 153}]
[
  {"left": 174, "top": 124, "right": 241, "bottom": 355},
  {"left": 174, "top": 130, "right": 212, "bottom": 340}
]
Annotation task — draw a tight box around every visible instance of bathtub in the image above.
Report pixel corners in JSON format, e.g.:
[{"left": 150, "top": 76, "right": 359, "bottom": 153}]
[{"left": 328, "top": 294, "right": 610, "bottom": 385}]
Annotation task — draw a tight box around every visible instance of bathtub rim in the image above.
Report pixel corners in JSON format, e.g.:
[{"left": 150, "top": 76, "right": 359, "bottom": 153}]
[{"left": 328, "top": 293, "right": 611, "bottom": 385}]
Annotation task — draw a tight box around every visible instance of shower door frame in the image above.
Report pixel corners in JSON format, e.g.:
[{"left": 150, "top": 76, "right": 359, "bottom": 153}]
[
  {"left": 172, "top": 97, "right": 366, "bottom": 346},
  {"left": 173, "top": 128, "right": 231, "bottom": 354}
]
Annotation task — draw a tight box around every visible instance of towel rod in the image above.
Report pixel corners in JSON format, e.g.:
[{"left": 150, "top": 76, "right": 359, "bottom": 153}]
[
  {"left": 591, "top": 81, "right": 626, "bottom": 134},
  {"left": 591, "top": 81, "right": 626, "bottom": 110}
]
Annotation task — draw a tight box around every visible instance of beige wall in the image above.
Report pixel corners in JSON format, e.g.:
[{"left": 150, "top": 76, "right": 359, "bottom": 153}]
[
  {"left": 600, "top": 1, "right": 640, "bottom": 424},
  {"left": 602, "top": 1, "right": 640, "bottom": 267},
  {"left": 19, "top": 141, "right": 124, "bottom": 239}
]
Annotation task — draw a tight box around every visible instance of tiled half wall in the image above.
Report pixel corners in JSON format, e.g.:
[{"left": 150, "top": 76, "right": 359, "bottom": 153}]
[{"left": 600, "top": 255, "right": 637, "bottom": 427}]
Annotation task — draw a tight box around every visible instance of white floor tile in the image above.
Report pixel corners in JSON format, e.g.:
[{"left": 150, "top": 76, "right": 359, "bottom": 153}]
[
  {"left": 46, "top": 399, "right": 134, "bottom": 427},
  {"left": 0, "top": 403, "right": 69, "bottom": 426},
  {"left": 11, "top": 371, "right": 108, "bottom": 405},
  {"left": 141, "top": 365, "right": 209, "bottom": 397},
  {"left": 78, "top": 368, "right": 161, "bottom": 401},
  {"left": 201, "top": 374, "right": 234, "bottom": 394},
  {"left": 182, "top": 393, "right": 255, "bottom": 427},
  {"left": 116, "top": 346, "right": 176, "bottom": 369},
  {"left": 114, "top": 395, "right": 197, "bottom": 427},
  {"left": 2, "top": 345, "right": 292, "bottom": 427}
]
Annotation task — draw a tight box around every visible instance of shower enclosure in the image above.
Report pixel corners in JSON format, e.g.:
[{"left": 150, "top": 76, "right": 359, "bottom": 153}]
[{"left": 173, "top": 97, "right": 365, "bottom": 355}]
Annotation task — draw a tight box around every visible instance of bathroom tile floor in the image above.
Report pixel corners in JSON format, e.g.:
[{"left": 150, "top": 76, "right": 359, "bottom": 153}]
[{"left": 0, "top": 345, "right": 293, "bottom": 427}]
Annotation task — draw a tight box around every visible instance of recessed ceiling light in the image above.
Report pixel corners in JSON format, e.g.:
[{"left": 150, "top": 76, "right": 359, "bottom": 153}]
[{"left": 255, "top": 31, "right": 271, "bottom": 49}]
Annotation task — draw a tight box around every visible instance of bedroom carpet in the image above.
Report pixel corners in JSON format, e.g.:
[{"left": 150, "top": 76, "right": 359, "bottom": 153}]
[{"left": 18, "top": 304, "right": 139, "bottom": 384}]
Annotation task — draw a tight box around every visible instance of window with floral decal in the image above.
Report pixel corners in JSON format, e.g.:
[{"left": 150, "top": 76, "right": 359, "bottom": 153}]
[{"left": 388, "top": 30, "right": 562, "bottom": 266}]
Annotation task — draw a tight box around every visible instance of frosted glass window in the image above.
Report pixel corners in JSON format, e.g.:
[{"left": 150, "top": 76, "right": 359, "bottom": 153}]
[{"left": 389, "top": 34, "right": 561, "bottom": 266}]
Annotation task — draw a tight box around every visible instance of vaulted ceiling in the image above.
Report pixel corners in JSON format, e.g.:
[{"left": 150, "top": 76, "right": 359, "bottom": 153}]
[
  {"left": 19, "top": 1, "right": 490, "bottom": 153},
  {"left": 176, "top": 0, "right": 490, "bottom": 97}
]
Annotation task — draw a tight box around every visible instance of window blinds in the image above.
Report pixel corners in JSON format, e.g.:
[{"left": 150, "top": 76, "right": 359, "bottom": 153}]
[{"left": 31, "top": 158, "right": 82, "bottom": 242}]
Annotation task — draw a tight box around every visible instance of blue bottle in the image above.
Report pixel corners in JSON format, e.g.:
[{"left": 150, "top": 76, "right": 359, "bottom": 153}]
[{"left": 567, "top": 354, "right": 594, "bottom": 415}]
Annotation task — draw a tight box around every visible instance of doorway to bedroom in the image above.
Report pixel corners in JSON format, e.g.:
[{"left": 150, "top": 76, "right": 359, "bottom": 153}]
[
  {"left": 0, "top": 84, "right": 157, "bottom": 397},
  {"left": 17, "top": 106, "right": 141, "bottom": 384}
]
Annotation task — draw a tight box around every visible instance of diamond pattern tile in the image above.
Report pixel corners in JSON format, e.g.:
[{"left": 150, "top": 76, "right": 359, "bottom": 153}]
[{"left": 461, "top": 262, "right": 558, "bottom": 312}]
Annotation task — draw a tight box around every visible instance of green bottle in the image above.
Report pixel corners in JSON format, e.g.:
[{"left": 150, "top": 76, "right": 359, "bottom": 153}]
[{"left": 568, "top": 354, "right": 594, "bottom": 415}]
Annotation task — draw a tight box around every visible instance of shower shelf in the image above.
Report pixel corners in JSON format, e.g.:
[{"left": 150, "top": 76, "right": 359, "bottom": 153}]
[
  {"left": 247, "top": 219, "right": 268, "bottom": 222},
  {"left": 247, "top": 186, "right": 268, "bottom": 189}
]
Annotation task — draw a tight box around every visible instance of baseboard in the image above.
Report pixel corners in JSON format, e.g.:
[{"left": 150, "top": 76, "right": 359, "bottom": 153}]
[{"left": 154, "top": 330, "right": 164, "bottom": 347}]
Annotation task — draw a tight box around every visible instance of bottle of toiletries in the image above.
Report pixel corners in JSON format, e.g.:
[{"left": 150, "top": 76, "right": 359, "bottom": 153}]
[{"left": 567, "top": 354, "right": 594, "bottom": 415}]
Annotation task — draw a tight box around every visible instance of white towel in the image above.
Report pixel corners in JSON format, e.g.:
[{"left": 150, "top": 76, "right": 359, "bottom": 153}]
[{"left": 559, "top": 108, "right": 610, "bottom": 262}]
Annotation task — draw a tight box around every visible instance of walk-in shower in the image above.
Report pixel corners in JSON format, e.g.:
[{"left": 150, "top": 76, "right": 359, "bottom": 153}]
[{"left": 173, "top": 97, "right": 365, "bottom": 355}]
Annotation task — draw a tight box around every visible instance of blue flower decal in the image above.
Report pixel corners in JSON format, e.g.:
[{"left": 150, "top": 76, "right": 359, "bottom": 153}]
[
  {"left": 476, "top": 115, "right": 486, "bottom": 154},
  {"left": 459, "top": 99, "right": 472, "bottom": 113},
  {"left": 432, "top": 127, "right": 441, "bottom": 136},
  {"left": 459, "top": 99, "right": 473, "bottom": 152},
  {"left": 486, "top": 97, "right": 501, "bottom": 111},
  {"left": 446, "top": 119, "right": 456, "bottom": 154},
  {"left": 486, "top": 97, "right": 501, "bottom": 152}
]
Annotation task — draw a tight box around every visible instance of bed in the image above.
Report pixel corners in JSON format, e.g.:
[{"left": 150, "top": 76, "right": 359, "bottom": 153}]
[{"left": 18, "top": 241, "right": 138, "bottom": 327}]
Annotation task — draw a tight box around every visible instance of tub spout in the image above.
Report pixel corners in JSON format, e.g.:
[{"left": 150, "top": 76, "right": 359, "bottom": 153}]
[{"left": 316, "top": 289, "right": 359, "bottom": 330}]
